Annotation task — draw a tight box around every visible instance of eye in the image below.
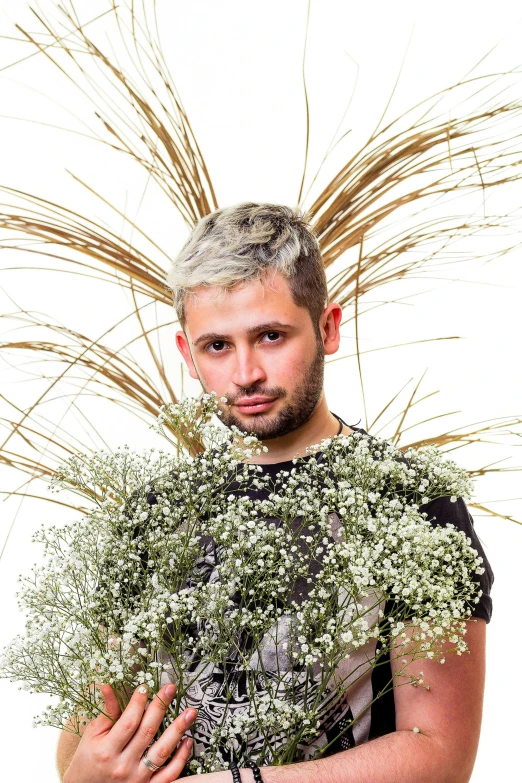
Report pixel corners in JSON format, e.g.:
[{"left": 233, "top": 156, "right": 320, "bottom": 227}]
[
  {"left": 263, "top": 331, "right": 281, "bottom": 342},
  {"left": 207, "top": 340, "right": 227, "bottom": 353}
]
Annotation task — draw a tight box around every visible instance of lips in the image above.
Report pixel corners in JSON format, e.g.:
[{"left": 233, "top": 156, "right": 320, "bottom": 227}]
[{"left": 234, "top": 396, "right": 277, "bottom": 414}]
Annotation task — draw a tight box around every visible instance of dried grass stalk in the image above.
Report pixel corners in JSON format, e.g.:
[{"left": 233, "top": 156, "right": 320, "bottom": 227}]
[{"left": 0, "top": 1, "right": 520, "bottom": 524}]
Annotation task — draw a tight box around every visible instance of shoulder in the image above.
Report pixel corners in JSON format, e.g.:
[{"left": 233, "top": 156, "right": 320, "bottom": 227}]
[
  {"left": 419, "top": 494, "right": 494, "bottom": 623},
  {"left": 418, "top": 495, "right": 485, "bottom": 549},
  {"left": 419, "top": 494, "right": 474, "bottom": 530}
]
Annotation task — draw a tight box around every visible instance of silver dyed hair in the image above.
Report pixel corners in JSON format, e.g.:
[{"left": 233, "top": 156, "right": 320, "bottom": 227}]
[{"left": 166, "top": 202, "right": 327, "bottom": 328}]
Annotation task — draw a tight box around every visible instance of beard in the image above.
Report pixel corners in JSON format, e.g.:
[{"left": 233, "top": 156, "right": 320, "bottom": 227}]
[{"left": 209, "top": 339, "right": 325, "bottom": 440}]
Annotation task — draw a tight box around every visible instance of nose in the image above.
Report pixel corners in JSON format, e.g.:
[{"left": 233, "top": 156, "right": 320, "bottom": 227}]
[{"left": 231, "top": 344, "right": 266, "bottom": 390}]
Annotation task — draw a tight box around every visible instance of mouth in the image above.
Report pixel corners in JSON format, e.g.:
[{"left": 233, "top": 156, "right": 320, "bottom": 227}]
[{"left": 234, "top": 397, "right": 277, "bottom": 415}]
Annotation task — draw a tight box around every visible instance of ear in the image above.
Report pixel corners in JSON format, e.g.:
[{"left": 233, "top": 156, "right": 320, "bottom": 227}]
[
  {"left": 175, "top": 330, "right": 199, "bottom": 380},
  {"left": 320, "top": 303, "right": 343, "bottom": 356}
]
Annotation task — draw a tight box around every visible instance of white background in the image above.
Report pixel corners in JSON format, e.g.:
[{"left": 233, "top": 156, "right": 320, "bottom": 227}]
[{"left": 0, "top": 1, "right": 521, "bottom": 780}]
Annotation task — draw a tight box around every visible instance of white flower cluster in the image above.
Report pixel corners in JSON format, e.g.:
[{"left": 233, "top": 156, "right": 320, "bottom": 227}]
[
  {"left": 0, "top": 394, "right": 484, "bottom": 773},
  {"left": 191, "top": 695, "right": 320, "bottom": 773}
]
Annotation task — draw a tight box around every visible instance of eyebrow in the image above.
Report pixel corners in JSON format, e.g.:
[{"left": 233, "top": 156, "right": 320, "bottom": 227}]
[{"left": 192, "top": 322, "right": 294, "bottom": 347}]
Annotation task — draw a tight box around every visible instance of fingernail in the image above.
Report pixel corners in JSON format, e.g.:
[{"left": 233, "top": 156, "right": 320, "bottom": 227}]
[
  {"left": 165, "top": 684, "right": 176, "bottom": 699},
  {"left": 184, "top": 708, "right": 197, "bottom": 725}
]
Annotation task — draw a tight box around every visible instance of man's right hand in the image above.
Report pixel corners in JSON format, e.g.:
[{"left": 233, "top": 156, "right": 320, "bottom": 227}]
[{"left": 63, "top": 681, "right": 196, "bottom": 783}]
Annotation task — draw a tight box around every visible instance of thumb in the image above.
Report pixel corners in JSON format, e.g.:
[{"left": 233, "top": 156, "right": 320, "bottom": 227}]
[{"left": 91, "top": 683, "right": 122, "bottom": 734}]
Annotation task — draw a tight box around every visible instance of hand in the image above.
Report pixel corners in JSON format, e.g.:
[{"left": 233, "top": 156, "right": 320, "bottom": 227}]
[{"left": 63, "top": 681, "right": 196, "bottom": 783}]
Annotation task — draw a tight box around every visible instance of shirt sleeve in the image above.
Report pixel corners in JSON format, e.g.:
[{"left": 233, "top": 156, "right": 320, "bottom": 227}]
[{"left": 418, "top": 495, "right": 494, "bottom": 623}]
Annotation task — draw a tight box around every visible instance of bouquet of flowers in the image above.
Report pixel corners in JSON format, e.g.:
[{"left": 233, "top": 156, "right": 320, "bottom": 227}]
[{"left": 0, "top": 394, "right": 485, "bottom": 775}]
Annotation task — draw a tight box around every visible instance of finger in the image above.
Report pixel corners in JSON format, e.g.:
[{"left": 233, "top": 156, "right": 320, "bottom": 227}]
[
  {"left": 126, "top": 684, "right": 178, "bottom": 757},
  {"left": 141, "top": 707, "right": 197, "bottom": 773},
  {"left": 107, "top": 683, "right": 157, "bottom": 751},
  {"left": 90, "top": 683, "right": 123, "bottom": 734},
  {"left": 152, "top": 736, "right": 194, "bottom": 783},
  {"left": 126, "top": 684, "right": 193, "bottom": 759}
]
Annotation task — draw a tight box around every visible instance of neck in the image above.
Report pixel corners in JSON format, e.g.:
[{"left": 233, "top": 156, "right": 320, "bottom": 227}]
[{"left": 249, "top": 396, "right": 353, "bottom": 464}]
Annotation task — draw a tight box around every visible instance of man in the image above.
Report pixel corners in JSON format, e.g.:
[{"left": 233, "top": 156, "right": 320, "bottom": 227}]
[{"left": 58, "top": 202, "right": 493, "bottom": 783}]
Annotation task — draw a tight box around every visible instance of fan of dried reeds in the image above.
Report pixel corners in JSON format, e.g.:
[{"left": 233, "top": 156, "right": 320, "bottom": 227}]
[{"left": 1, "top": 0, "right": 521, "bottom": 533}]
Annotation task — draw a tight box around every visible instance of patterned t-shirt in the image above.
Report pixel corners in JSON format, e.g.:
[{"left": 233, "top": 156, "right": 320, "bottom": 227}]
[{"left": 150, "top": 421, "right": 493, "bottom": 767}]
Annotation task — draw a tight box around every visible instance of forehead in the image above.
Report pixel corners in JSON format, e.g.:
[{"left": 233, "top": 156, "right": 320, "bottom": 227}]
[{"left": 183, "top": 272, "right": 310, "bottom": 338}]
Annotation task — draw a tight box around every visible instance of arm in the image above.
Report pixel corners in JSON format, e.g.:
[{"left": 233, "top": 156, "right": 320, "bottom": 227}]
[
  {"left": 57, "top": 717, "right": 87, "bottom": 782},
  {"left": 202, "top": 618, "right": 486, "bottom": 783}
]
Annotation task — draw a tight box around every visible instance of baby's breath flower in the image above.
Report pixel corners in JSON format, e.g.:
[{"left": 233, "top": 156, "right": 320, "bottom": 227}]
[{"left": 1, "top": 396, "right": 482, "bottom": 773}]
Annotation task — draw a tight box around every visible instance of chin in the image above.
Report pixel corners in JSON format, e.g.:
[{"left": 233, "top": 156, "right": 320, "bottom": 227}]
[{"left": 243, "top": 414, "right": 303, "bottom": 441}]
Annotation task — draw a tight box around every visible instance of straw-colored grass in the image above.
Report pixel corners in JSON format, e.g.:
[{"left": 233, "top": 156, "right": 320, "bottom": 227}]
[{"left": 0, "top": 1, "right": 521, "bottom": 531}]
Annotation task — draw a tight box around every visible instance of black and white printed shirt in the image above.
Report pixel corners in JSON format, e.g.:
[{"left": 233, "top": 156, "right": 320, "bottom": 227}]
[{"left": 149, "top": 421, "right": 494, "bottom": 765}]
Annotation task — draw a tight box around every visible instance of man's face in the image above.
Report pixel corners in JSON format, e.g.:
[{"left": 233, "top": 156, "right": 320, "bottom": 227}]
[{"left": 176, "top": 272, "right": 333, "bottom": 440}]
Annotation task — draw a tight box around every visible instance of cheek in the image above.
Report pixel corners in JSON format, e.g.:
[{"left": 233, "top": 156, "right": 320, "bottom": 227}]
[
  {"left": 193, "top": 356, "right": 232, "bottom": 393},
  {"left": 283, "top": 342, "right": 315, "bottom": 372},
  {"left": 267, "top": 344, "right": 315, "bottom": 391}
]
